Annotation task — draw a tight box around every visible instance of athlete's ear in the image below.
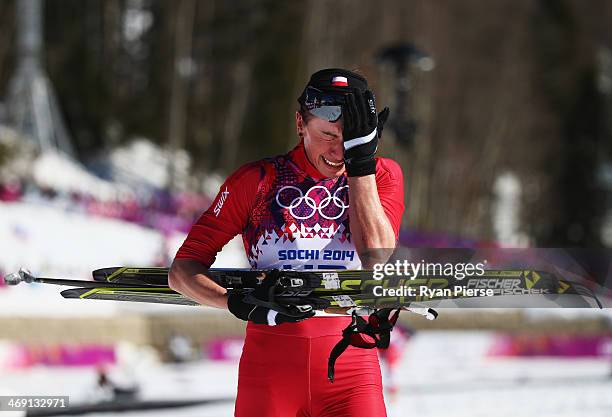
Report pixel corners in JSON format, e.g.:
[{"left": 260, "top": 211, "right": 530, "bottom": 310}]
[{"left": 296, "top": 111, "right": 305, "bottom": 138}]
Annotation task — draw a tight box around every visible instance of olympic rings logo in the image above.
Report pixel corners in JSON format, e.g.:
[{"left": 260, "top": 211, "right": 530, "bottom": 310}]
[{"left": 276, "top": 185, "right": 349, "bottom": 220}]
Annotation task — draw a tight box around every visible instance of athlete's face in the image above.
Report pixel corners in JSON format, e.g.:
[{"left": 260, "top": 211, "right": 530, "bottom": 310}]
[{"left": 296, "top": 112, "right": 345, "bottom": 178}]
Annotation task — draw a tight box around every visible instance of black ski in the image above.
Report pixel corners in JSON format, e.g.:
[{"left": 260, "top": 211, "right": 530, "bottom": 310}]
[
  {"left": 58, "top": 286, "right": 396, "bottom": 308},
  {"left": 81, "top": 268, "right": 603, "bottom": 308},
  {"left": 93, "top": 267, "right": 170, "bottom": 286},
  {"left": 92, "top": 266, "right": 372, "bottom": 290},
  {"left": 61, "top": 287, "right": 198, "bottom": 306},
  {"left": 8, "top": 267, "right": 602, "bottom": 308}
]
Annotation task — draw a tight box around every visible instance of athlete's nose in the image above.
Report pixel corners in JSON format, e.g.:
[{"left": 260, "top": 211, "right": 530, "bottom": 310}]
[{"left": 329, "top": 139, "right": 344, "bottom": 160}]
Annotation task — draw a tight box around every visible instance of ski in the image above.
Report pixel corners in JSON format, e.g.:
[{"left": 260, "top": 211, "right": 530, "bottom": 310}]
[
  {"left": 61, "top": 287, "right": 198, "bottom": 306},
  {"left": 93, "top": 266, "right": 170, "bottom": 286},
  {"left": 7, "top": 267, "right": 602, "bottom": 309},
  {"left": 92, "top": 266, "right": 377, "bottom": 289},
  {"left": 58, "top": 286, "right": 404, "bottom": 308},
  {"left": 86, "top": 268, "right": 603, "bottom": 308}
]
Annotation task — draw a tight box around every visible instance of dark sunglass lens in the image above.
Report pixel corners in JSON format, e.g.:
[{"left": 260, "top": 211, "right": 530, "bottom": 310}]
[{"left": 310, "top": 106, "right": 342, "bottom": 122}]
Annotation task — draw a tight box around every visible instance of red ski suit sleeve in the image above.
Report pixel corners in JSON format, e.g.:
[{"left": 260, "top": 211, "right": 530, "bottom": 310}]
[
  {"left": 374, "top": 157, "right": 405, "bottom": 240},
  {"left": 174, "top": 161, "right": 264, "bottom": 267}
]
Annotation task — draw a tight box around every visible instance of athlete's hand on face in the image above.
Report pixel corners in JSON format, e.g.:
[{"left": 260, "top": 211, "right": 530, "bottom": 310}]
[{"left": 342, "top": 89, "right": 390, "bottom": 177}]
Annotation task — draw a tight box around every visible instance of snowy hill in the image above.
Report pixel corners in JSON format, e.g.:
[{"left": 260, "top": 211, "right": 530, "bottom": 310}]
[{"left": 0, "top": 201, "right": 248, "bottom": 317}]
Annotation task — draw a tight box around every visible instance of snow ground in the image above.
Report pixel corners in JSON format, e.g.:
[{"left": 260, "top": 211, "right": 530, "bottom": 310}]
[
  {"left": 1, "top": 331, "right": 611, "bottom": 417},
  {"left": 1, "top": 201, "right": 611, "bottom": 416}
]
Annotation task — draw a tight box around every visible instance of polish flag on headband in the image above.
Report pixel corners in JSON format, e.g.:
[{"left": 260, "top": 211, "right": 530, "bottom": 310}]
[{"left": 331, "top": 76, "right": 348, "bottom": 86}]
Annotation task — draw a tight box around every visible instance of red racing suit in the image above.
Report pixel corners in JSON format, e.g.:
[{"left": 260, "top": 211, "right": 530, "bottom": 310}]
[{"left": 175, "top": 141, "right": 404, "bottom": 417}]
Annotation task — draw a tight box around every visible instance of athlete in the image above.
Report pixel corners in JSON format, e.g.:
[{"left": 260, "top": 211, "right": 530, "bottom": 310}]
[{"left": 169, "top": 68, "right": 404, "bottom": 417}]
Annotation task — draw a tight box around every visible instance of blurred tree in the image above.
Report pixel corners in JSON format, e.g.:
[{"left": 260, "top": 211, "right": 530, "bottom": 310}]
[
  {"left": 0, "top": 0, "right": 610, "bottom": 245},
  {"left": 527, "top": 0, "right": 606, "bottom": 246},
  {"left": 0, "top": 0, "right": 17, "bottom": 99},
  {"left": 167, "top": 0, "right": 196, "bottom": 190}
]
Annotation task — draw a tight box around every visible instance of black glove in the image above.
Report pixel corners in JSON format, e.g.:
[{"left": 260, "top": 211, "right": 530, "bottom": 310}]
[
  {"left": 226, "top": 269, "right": 325, "bottom": 325},
  {"left": 342, "top": 89, "right": 390, "bottom": 177},
  {"left": 377, "top": 107, "right": 390, "bottom": 139},
  {"left": 227, "top": 292, "right": 316, "bottom": 325}
]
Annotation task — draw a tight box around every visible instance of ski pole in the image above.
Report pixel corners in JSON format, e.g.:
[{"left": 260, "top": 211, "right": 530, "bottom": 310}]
[{"left": 3, "top": 268, "right": 163, "bottom": 288}]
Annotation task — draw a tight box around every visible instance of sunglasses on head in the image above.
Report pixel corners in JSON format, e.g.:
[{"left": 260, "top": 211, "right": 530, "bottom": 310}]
[{"left": 300, "top": 86, "right": 346, "bottom": 122}]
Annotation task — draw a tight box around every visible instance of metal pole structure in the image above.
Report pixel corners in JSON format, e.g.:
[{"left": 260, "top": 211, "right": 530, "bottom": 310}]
[{"left": 6, "top": 0, "right": 75, "bottom": 156}]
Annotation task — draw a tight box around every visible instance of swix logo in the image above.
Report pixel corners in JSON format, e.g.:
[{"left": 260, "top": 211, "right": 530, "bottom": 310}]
[{"left": 213, "top": 187, "right": 229, "bottom": 217}]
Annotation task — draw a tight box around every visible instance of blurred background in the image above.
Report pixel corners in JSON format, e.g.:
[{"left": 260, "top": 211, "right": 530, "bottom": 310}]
[{"left": 1, "top": 0, "right": 612, "bottom": 416}]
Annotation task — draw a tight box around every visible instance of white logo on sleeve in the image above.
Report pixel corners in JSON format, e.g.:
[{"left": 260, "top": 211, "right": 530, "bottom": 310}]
[{"left": 213, "top": 187, "right": 230, "bottom": 217}]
